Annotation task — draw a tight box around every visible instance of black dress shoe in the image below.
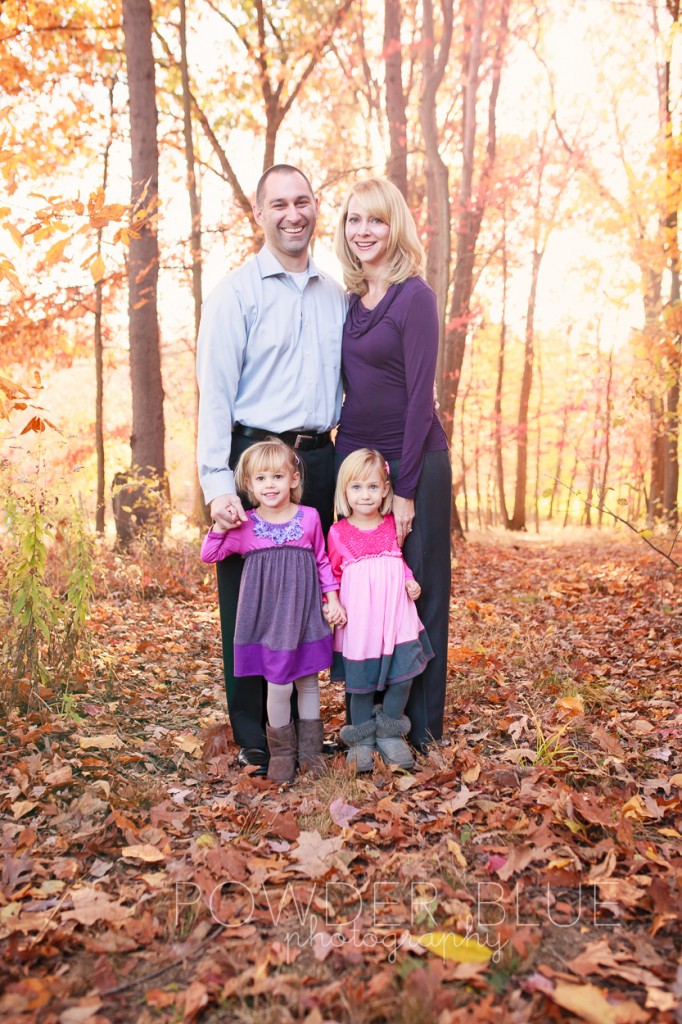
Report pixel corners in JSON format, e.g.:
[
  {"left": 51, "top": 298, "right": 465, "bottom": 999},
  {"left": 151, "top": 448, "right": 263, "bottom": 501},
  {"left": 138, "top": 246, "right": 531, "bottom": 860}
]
[
  {"left": 322, "top": 738, "right": 341, "bottom": 756},
  {"left": 236, "top": 747, "right": 269, "bottom": 775}
]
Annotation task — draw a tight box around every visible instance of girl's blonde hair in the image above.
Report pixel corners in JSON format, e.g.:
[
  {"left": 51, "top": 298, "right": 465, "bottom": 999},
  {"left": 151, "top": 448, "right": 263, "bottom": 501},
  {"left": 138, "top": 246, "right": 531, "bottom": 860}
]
[
  {"left": 334, "top": 177, "right": 426, "bottom": 297},
  {"left": 234, "top": 438, "right": 303, "bottom": 505},
  {"left": 335, "top": 449, "right": 393, "bottom": 518}
]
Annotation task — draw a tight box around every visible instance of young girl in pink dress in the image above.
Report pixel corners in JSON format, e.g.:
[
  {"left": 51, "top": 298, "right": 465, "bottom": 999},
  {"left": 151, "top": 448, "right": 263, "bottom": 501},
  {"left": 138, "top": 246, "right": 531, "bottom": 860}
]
[
  {"left": 327, "top": 449, "right": 433, "bottom": 771},
  {"left": 201, "top": 439, "right": 346, "bottom": 783}
]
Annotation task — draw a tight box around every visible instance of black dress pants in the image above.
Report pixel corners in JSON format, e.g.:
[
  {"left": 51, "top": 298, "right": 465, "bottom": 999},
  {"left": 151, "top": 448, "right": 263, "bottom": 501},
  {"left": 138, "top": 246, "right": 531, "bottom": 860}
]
[
  {"left": 215, "top": 434, "right": 335, "bottom": 749},
  {"left": 398, "top": 449, "right": 452, "bottom": 746}
]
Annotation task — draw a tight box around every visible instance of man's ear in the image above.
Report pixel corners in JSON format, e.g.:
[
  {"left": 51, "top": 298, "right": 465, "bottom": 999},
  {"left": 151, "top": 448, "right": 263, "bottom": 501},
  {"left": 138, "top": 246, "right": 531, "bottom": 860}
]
[{"left": 253, "top": 203, "right": 262, "bottom": 225}]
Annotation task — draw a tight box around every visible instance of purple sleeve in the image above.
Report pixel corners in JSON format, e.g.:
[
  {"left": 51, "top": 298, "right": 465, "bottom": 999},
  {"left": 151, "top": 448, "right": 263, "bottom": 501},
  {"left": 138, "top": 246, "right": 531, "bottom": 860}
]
[
  {"left": 200, "top": 527, "right": 242, "bottom": 562},
  {"left": 308, "top": 509, "right": 339, "bottom": 593},
  {"left": 396, "top": 281, "right": 440, "bottom": 499}
]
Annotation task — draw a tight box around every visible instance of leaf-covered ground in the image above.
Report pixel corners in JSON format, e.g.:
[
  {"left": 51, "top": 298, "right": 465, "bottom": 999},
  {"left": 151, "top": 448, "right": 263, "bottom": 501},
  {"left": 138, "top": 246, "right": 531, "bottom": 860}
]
[{"left": 1, "top": 531, "right": 681, "bottom": 1024}]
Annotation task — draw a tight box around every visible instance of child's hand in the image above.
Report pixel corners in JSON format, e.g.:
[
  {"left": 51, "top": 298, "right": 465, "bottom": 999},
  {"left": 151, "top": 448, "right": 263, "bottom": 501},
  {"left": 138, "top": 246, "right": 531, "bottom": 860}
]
[
  {"left": 405, "top": 579, "right": 421, "bottom": 601},
  {"left": 324, "top": 593, "right": 347, "bottom": 626}
]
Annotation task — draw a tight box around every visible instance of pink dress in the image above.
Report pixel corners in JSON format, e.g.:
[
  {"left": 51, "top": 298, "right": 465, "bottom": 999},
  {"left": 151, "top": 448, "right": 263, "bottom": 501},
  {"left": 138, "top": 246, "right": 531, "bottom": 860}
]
[{"left": 327, "top": 514, "right": 433, "bottom": 693}]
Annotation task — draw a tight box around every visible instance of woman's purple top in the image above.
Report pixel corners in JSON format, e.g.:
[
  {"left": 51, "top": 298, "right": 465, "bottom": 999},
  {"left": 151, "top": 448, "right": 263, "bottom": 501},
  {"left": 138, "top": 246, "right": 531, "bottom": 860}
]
[{"left": 335, "top": 276, "right": 448, "bottom": 500}]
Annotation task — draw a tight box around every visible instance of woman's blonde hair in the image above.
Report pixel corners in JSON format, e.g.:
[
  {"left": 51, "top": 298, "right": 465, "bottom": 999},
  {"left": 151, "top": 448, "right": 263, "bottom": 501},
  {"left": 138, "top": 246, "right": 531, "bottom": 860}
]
[
  {"left": 334, "top": 177, "right": 425, "bottom": 296},
  {"left": 334, "top": 449, "right": 393, "bottom": 518},
  {"left": 234, "top": 438, "right": 303, "bottom": 505}
]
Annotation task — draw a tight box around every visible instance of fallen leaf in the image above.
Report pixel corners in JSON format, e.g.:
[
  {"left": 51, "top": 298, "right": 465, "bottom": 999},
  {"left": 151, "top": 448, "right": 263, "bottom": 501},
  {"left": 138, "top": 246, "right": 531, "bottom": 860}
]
[
  {"left": 181, "top": 980, "right": 210, "bottom": 1023},
  {"left": 329, "top": 798, "right": 361, "bottom": 827},
  {"left": 556, "top": 695, "right": 585, "bottom": 717},
  {"left": 291, "top": 830, "right": 346, "bottom": 878},
  {"left": 121, "top": 844, "right": 166, "bottom": 863},
  {"left": 547, "top": 980, "right": 649, "bottom": 1023},
  {"left": 61, "top": 886, "right": 133, "bottom": 926},
  {"left": 173, "top": 734, "right": 203, "bottom": 757},
  {"left": 446, "top": 839, "right": 468, "bottom": 868},
  {"left": 79, "top": 734, "right": 123, "bottom": 750},
  {"left": 44, "top": 765, "right": 73, "bottom": 788},
  {"left": 11, "top": 800, "right": 38, "bottom": 819},
  {"left": 417, "top": 931, "right": 492, "bottom": 963},
  {"left": 59, "top": 996, "right": 103, "bottom": 1023},
  {"left": 461, "top": 763, "right": 481, "bottom": 783}
]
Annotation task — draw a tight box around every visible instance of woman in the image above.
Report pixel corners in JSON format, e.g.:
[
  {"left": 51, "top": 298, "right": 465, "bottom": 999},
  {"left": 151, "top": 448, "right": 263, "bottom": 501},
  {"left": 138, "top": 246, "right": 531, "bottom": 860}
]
[{"left": 333, "top": 177, "right": 452, "bottom": 752}]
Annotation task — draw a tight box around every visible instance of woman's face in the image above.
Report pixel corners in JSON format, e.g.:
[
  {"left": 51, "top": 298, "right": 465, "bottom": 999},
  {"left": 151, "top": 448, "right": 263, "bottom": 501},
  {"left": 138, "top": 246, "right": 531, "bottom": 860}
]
[{"left": 345, "top": 197, "right": 390, "bottom": 269}]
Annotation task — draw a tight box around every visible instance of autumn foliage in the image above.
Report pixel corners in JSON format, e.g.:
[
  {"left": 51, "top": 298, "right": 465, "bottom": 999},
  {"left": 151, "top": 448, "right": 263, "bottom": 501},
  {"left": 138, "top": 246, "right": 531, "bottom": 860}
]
[{"left": 0, "top": 534, "right": 679, "bottom": 1023}]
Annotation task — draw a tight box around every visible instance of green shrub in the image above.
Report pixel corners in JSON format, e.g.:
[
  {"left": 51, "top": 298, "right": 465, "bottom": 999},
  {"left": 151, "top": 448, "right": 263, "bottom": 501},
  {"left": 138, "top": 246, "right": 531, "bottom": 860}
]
[{"left": 1, "top": 474, "right": 94, "bottom": 713}]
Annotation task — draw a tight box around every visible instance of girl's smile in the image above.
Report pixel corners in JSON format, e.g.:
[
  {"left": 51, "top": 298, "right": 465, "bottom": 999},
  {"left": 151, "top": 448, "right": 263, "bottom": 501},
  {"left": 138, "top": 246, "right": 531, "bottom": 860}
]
[{"left": 251, "top": 465, "right": 300, "bottom": 519}]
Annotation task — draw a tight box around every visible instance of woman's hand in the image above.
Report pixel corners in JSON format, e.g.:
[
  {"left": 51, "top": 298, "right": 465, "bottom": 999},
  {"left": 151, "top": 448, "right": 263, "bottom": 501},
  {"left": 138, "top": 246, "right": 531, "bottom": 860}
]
[
  {"left": 405, "top": 579, "right": 421, "bottom": 601},
  {"left": 324, "top": 592, "right": 347, "bottom": 626},
  {"left": 393, "top": 495, "right": 415, "bottom": 547}
]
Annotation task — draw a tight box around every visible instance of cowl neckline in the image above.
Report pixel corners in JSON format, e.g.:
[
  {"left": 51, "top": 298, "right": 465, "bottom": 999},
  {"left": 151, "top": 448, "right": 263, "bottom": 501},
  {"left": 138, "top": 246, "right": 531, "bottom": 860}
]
[{"left": 345, "top": 281, "right": 405, "bottom": 338}]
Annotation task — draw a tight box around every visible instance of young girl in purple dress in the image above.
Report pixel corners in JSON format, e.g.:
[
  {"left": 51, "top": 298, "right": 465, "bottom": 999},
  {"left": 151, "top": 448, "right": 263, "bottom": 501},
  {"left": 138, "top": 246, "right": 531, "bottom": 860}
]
[
  {"left": 327, "top": 449, "right": 433, "bottom": 772},
  {"left": 201, "top": 439, "right": 346, "bottom": 783}
]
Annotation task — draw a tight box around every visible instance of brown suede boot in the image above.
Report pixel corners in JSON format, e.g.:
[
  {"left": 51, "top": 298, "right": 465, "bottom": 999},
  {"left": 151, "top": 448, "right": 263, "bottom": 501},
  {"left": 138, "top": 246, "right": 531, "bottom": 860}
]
[
  {"left": 296, "top": 718, "right": 325, "bottom": 777},
  {"left": 266, "top": 722, "right": 297, "bottom": 783}
]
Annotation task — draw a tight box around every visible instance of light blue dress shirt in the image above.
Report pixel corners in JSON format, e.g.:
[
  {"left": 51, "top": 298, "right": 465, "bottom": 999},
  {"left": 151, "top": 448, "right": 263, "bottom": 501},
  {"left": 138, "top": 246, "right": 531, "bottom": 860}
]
[{"left": 197, "top": 246, "right": 347, "bottom": 503}]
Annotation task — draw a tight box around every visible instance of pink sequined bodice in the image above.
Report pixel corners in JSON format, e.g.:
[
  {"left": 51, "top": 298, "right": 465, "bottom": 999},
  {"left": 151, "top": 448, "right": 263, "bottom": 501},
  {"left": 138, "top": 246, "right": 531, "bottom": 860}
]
[{"left": 335, "top": 515, "right": 399, "bottom": 560}]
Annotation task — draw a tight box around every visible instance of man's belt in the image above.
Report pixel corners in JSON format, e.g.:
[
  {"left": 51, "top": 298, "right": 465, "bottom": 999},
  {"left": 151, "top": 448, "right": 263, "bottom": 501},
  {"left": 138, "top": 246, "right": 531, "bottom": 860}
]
[{"left": 233, "top": 423, "right": 332, "bottom": 451}]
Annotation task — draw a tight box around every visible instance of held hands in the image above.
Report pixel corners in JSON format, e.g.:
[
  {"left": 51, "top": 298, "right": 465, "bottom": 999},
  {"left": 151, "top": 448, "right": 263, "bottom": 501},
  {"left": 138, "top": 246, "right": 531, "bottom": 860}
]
[
  {"left": 210, "top": 493, "right": 248, "bottom": 532},
  {"left": 323, "top": 592, "right": 347, "bottom": 627},
  {"left": 405, "top": 579, "right": 421, "bottom": 601},
  {"left": 393, "top": 495, "right": 415, "bottom": 548}
]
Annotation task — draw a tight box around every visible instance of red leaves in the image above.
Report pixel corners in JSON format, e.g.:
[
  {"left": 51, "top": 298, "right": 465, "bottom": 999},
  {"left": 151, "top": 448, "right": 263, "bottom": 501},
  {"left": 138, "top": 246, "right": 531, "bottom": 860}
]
[{"left": 0, "top": 540, "right": 680, "bottom": 1021}]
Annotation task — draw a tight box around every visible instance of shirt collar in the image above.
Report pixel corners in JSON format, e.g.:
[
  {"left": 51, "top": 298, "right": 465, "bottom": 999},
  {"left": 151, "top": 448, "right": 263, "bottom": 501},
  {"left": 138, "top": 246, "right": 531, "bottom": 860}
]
[{"left": 257, "top": 246, "right": 321, "bottom": 281}]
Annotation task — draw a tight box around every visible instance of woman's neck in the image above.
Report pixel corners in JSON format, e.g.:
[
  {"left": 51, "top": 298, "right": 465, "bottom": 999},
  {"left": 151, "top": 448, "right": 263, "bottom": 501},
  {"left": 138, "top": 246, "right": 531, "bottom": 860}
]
[
  {"left": 361, "top": 269, "right": 388, "bottom": 309},
  {"left": 255, "top": 501, "right": 298, "bottom": 523}
]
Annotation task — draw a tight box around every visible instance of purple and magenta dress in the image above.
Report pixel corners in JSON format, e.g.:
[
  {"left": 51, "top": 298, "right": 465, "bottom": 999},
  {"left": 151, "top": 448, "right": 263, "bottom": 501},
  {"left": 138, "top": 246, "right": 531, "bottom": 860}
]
[{"left": 201, "top": 506, "right": 338, "bottom": 685}]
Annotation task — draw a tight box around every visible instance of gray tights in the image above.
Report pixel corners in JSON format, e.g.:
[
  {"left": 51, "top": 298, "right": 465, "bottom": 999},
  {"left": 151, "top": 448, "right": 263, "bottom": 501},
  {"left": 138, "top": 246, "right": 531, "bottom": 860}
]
[{"left": 350, "top": 680, "right": 412, "bottom": 725}]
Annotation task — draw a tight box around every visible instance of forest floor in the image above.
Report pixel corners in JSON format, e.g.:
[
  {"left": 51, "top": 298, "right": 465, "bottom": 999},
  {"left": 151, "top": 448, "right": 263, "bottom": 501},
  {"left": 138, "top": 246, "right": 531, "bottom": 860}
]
[{"left": 0, "top": 529, "right": 681, "bottom": 1024}]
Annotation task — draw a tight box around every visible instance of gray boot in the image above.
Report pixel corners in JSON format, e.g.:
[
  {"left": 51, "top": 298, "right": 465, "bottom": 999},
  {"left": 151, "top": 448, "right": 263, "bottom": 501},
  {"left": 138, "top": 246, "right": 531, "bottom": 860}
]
[
  {"left": 374, "top": 708, "right": 414, "bottom": 770},
  {"left": 339, "top": 718, "right": 376, "bottom": 773}
]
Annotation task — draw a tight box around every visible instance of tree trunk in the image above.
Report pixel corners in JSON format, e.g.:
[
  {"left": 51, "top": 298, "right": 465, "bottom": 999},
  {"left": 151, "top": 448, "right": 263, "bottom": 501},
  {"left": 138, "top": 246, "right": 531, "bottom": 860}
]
[
  {"left": 534, "top": 356, "right": 543, "bottom": 533},
  {"left": 598, "top": 347, "right": 614, "bottom": 527},
  {"left": 649, "top": 399, "right": 667, "bottom": 521},
  {"left": 548, "top": 406, "right": 569, "bottom": 521},
  {"left": 509, "top": 245, "right": 542, "bottom": 531},
  {"left": 663, "top": 7, "right": 680, "bottom": 525},
  {"left": 494, "top": 210, "right": 510, "bottom": 526},
  {"left": 94, "top": 82, "right": 115, "bottom": 536},
  {"left": 419, "top": 0, "right": 453, "bottom": 344},
  {"left": 438, "top": 0, "right": 509, "bottom": 437},
  {"left": 121, "top": 0, "right": 166, "bottom": 538},
  {"left": 179, "top": 0, "right": 205, "bottom": 526},
  {"left": 384, "top": 0, "right": 408, "bottom": 197}
]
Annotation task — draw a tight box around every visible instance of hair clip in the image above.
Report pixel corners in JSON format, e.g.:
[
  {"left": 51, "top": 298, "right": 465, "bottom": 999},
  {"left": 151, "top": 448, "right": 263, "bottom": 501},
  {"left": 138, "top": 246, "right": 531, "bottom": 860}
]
[
  {"left": 384, "top": 460, "right": 390, "bottom": 476},
  {"left": 294, "top": 453, "right": 300, "bottom": 466}
]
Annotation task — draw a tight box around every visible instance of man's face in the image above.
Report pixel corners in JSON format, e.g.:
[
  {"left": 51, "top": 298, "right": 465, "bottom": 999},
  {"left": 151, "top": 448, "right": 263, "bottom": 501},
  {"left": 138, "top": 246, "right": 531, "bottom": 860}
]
[{"left": 253, "top": 171, "right": 318, "bottom": 270}]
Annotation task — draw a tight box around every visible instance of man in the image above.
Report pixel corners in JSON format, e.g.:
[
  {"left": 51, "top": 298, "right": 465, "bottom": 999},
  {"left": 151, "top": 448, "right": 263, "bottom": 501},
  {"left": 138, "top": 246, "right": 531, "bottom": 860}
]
[{"left": 196, "top": 164, "right": 346, "bottom": 773}]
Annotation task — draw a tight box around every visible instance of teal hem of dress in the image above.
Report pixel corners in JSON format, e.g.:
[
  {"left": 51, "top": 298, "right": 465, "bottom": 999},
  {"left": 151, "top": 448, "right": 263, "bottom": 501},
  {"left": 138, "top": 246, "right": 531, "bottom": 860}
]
[{"left": 331, "top": 629, "right": 434, "bottom": 693}]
